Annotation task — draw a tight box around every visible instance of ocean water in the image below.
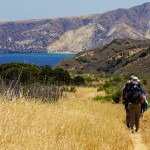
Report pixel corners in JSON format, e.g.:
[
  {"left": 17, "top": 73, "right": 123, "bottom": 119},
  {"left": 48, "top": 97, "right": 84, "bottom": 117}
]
[{"left": 0, "top": 53, "right": 74, "bottom": 67}]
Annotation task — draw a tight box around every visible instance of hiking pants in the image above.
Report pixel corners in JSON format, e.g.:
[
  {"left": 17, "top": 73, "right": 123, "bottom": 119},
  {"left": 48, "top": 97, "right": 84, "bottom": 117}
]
[
  {"left": 128, "top": 103, "right": 141, "bottom": 131},
  {"left": 125, "top": 103, "right": 130, "bottom": 125}
]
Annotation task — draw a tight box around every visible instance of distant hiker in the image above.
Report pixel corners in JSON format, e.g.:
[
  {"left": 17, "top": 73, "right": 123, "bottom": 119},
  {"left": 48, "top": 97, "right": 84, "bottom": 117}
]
[{"left": 126, "top": 76, "right": 145, "bottom": 133}]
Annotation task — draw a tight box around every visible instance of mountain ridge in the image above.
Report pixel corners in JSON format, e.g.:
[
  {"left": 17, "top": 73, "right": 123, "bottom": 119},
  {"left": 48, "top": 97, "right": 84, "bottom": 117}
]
[{"left": 0, "top": 2, "right": 150, "bottom": 53}]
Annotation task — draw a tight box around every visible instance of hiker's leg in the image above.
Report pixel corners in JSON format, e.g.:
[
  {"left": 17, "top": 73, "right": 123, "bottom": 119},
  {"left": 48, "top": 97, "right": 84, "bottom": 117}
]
[
  {"left": 125, "top": 104, "right": 129, "bottom": 127},
  {"left": 126, "top": 109, "right": 130, "bottom": 128},
  {"left": 135, "top": 104, "right": 141, "bottom": 132},
  {"left": 128, "top": 104, "right": 135, "bottom": 130}
]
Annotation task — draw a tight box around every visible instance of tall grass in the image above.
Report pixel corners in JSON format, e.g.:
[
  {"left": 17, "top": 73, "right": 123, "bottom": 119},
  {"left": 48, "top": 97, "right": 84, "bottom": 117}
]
[
  {"left": 0, "top": 88, "right": 133, "bottom": 150},
  {"left": 0, "top": 80, "right": 69, "bottom": 101},
  {"left": 141, "top": 110, "right": 150, "bottom": 149}
]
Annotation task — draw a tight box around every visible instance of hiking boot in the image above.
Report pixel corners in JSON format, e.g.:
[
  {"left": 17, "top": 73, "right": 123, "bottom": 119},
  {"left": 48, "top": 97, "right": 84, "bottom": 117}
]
[
  {"left": 135, "top": 128, "right": 138, "bottom": 132},
  {"left": 127, "top": 123, "right": 130, "bottom": 128}
]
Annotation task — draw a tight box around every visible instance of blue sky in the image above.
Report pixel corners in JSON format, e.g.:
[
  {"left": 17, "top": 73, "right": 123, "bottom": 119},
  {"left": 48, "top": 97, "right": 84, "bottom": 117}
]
[{"left": 0, "top": 0, "right": 149, "bottom": 21}]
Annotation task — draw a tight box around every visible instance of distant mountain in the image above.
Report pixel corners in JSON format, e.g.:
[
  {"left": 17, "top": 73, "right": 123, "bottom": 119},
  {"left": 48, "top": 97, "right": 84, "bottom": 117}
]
[
  {"left": 0, "top": 16, "right": 96, "bottom": 53},
  {"left": 0, "top": 2, "right": 150, "bottom": 53},
  {"left": 55, "top": 38, "right": 150, "bottom": 77}
]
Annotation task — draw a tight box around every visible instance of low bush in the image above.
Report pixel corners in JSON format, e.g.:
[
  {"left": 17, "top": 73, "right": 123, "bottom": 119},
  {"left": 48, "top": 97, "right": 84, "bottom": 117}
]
[
  {"left": 72, "top": 76, "right": 85, "bottom": 85},
  {"left": 97, "top": 84, "right": 103, "bottom": 92},
  {"left": 104, "top": 87, "right": 113, "bottom": 94},
  {"left": 93, "top": 95, "right": 112, "bottom": 102},
  {"left": 112, "top": 89, "right": 122, "bottom": 103}
]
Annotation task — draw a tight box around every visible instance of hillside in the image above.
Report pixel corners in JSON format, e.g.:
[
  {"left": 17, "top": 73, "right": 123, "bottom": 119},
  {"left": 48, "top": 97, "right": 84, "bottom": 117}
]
[
  {"left": 55, "top": 38, "right": 150, "bottom": 77},
  {"left": 1, "top": 2, "right": 150, "bottom": 53}
]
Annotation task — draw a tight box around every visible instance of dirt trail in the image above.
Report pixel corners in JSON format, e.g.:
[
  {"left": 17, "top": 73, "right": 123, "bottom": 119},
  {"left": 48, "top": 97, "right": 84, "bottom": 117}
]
[
  {"left": 130, "top": 132, "right": 148, "bottom": 150},
  {"left": 130, "top": 116, "right": 149, "bottom": 150}
]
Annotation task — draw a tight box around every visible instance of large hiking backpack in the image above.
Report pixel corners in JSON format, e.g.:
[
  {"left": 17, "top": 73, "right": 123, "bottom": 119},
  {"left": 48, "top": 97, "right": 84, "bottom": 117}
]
[{"left": 128, "top": 82, "right": 142, "bottom": 104}]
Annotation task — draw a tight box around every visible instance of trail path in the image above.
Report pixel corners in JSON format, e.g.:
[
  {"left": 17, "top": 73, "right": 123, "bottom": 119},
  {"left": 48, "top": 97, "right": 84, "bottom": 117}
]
[
  {"left": 130, "top": 132, "right": 148, "bottom": 150},
  {"left": 129, "top": 114, "right": 149, "bottom": 150},
  {"left": 68, "top": 87, "right": 149, "bottom": 150}
]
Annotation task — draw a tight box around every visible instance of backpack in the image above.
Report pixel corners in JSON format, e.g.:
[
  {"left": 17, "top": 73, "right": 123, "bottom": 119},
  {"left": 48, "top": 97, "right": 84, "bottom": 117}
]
[{"left": 128, "top": 82, "right": 142, "bottom": 104}]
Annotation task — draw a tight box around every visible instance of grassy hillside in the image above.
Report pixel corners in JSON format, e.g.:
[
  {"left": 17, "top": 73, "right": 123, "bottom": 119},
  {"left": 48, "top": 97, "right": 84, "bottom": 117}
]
[{"left": 0, "top": 87, "right": 133, "bottom": 150}]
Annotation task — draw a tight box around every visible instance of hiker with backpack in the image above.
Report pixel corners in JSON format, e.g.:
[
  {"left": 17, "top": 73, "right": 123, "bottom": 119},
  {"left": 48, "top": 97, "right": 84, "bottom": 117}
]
[
  {"left": 122, "top": 75, "right": 135, "bottom": 128},
  {"left": 126, "top": 76, "right": 145, "bottom": 133}
]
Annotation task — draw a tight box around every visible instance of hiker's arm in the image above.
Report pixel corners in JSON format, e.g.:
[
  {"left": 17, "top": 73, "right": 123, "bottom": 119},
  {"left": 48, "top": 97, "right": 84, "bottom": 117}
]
[{"left": 141, "top": 94, "right": 145, "bottom": 104}]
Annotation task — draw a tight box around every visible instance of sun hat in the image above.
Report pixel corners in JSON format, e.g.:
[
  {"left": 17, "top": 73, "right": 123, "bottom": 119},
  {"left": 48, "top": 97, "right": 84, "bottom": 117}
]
[
  {"left": 131, "top": 76, "right": 139, "bottom": 84},
  {"left": 132, "top": 76, "right": 138, "bottom": 81},
  {"left": 129, "top": 75, "right": 136, "bottom": 80}
]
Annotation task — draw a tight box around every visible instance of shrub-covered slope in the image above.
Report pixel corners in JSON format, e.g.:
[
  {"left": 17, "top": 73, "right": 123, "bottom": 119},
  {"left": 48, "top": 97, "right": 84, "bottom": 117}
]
[{"left": 56, "top": 39, "right": 150, "bottom": 78}]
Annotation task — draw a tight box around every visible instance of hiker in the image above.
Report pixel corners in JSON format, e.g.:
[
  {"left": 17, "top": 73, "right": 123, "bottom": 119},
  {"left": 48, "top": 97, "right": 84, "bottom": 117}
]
[
  {"left": 132, "top": 79, "right": 148, "bottom": 116},
  {"left": 126, "top": 76, "right": 145, "bottom": 133},
  {"left": 122, "top": 75, "right": 135, "bottom": 128}
]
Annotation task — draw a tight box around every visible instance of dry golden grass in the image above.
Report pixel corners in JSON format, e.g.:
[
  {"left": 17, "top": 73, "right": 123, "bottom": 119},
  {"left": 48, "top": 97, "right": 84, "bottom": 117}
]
[
  {"left": 0, "top": 87, "right": 133, "bottom": 150},
  {"left": 141, "top": 110, "right": 150, "bottom": 149}
]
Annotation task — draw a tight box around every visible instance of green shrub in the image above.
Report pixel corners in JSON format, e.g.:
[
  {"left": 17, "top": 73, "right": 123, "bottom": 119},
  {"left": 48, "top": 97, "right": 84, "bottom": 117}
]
[
  {"left": 104, "top": 87, "right": 113, "bottom": 94},
  {"left": 72, "top": 76, "right": 85, "bottom": 85},
  {"left": 53, "top": 68, "right": 71, "bottom": 84},
  {"left": 0, "top": 63, "right": 72, "bottom": 85},
  {"left": 112, "top": 90, "right": 122, "bottom": 103},
  {"left": 103, "top": 82, "right": 111, "bottom": 89},
  {"left": 97, "top": 84, "right": 103, "bottom": 92},
  {"left": 93, "top": 95, "right": 112, "bottom": 102},
  {"left": 102, "top": 81, "right": 115, "bottom": 94}
]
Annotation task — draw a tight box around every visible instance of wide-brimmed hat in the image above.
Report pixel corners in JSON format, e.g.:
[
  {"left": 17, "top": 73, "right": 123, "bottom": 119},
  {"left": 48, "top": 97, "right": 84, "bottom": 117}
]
[
  {"left": 131, "top": 76, "right": 139, "bottom": 84},
  {"left": 129, "top": 75, "right": 136, "bottom": 80},
  {"left": 132, "top": 76, "right": 138, "bottom": 81}
]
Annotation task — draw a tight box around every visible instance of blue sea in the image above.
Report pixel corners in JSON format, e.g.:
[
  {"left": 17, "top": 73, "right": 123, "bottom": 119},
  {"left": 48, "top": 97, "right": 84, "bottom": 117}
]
[{"left": 0, "top": 53, "right": 75, "bottom": 67}]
